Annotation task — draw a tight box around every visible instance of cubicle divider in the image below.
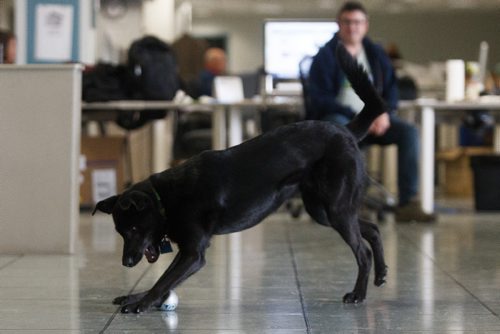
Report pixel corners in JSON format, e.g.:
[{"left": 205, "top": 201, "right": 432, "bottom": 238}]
[{"left": 0, "top": 65, "right": 82, "bottom": 254}]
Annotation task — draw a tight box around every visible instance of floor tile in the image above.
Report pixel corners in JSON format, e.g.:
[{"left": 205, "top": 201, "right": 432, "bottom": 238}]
[{"left": 0, "top": 202, "right": 499, "bottom": 332}]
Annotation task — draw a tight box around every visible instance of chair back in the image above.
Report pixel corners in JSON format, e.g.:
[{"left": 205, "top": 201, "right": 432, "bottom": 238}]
[{"left": 298, "top": 56, "right": 315, "bottom": 120}]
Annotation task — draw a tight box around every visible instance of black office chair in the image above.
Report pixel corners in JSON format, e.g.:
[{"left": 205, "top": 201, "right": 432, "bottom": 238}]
[{"left": 299, "top": 56, "right": 315, "bottom": 120}]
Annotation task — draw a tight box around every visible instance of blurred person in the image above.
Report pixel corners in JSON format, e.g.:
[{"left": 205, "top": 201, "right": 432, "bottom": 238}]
[
  {"left": 0, "top": 30, "right": 16, "bottom": 64},
  {"left": 199, "top": 47, "right": 227, "bottom": 96},
  {"left": 309, "top": 1, "right": 434, "bottom": 223}
]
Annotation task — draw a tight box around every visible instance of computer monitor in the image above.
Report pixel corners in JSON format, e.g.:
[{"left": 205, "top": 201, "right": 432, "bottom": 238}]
[{"left": 264, "top": 19, "right": 339, "bottom": 80}]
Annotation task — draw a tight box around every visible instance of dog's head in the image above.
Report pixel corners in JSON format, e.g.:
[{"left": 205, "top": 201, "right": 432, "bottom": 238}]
[{"left": 93, "top": 190, "right": 164, "bottom": 267}]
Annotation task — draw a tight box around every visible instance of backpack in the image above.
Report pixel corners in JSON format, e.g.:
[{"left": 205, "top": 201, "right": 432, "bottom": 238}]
[
  {"left": 115, "top": 36, "right": 180, "bottom": 130},
  {"left": 82, "top": 63, "right": 128, "bottom": 102},
  {"left": 127, "top": 36, "right": 179, "bottom": 100}
]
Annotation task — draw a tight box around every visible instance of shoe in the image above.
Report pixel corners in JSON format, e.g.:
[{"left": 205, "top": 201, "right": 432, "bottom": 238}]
[{"left": 395, "top": 201, "right": 436, "bottom": 223}]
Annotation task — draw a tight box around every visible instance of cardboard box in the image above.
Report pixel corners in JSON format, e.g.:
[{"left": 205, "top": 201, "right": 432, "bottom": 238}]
[
  {"left": 80, "top": 136, "right": 127, "bottom": 208},
  {"left": 437, "top": 146, "right": 492, "bottom": 197}
]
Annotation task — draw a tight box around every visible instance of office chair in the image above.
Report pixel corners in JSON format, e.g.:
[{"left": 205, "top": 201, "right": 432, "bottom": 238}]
[{"left": 299, "top": 56, "right": 315, "bottom": 120}]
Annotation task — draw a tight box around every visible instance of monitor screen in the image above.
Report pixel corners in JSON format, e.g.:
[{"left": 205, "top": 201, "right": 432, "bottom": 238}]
[{"left": 264, "top": 20, "right": 339, "bottom": 79}]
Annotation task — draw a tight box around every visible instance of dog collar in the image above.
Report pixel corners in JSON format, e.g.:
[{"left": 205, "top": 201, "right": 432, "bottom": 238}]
[
  {"left": 150, "top": 181, "right": 173, "bottom": 254},
  {"left": 150, "top": 183, "right": 167, "bottom": 219}
]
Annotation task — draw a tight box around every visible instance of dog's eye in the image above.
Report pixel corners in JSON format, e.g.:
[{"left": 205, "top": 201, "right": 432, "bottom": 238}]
[{"left": 131, "top": 226, "right": 137, "bottom": 231}]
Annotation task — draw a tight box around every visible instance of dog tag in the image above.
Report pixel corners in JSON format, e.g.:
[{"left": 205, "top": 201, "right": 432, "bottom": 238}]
[{"left": 160, "top": 238, "right": 173, "bottom": 253}]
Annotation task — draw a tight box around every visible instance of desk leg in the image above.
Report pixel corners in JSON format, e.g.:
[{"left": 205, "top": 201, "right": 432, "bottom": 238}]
[
  {"left": 420, "top": 106, "right": 435, "bottom": 214},
  {"left": 228, "top": 107, "right": 243, "bottom": 147},
  {"left": 212, "top": 106, "right": 226, "bottom": 150},
  {"left": 152, "top": 111, "right": 175, "bottom": 172},
  {"left": 494, "top": 125, "right": 500, "bottom": 153}
]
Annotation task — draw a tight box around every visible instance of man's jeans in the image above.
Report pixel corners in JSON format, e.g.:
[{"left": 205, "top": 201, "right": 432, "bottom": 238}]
[{"left": 323, "top": 113, "right": 419, "bottom": 206}]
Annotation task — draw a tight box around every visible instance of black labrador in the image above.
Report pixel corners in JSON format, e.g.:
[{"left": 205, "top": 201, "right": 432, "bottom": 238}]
[{"left": 94, "top": 44, "right": 388, "bottom": 313}]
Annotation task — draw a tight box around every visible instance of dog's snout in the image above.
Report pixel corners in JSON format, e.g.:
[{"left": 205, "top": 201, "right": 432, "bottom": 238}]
[{"left": 123, "top": 257, "right": 135, "bottom": 267}]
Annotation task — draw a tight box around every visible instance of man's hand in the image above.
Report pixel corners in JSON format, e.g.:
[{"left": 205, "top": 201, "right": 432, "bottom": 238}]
[{"left": 368, "top": 113, "right": 390, "bottom": 136}]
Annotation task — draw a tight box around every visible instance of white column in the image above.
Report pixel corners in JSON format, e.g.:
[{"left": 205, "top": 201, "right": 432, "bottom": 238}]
[
  {"left": 142, "top": 0, "right": 175, "bottom": 171},
  {"left": 14, "top": 0, "right": 27, "bottom": 64},
  {"left": 142, "top": 0, "right": 175, "bottom": 42},
  {"left": 79, "top": 0, "right": 96, "bottom": 64},
  {"left": 420, "top": 106, "right": 435, "bottom": 214}
]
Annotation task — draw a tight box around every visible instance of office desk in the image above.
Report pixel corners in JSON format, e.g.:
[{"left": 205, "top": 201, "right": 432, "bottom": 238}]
[
  {"left": 401, "top": 99, "right": 500, "bottom": 214},
  {"left": 84, "top": 98, "right": 500, "bottom": 215},
  {"left": 82, "top": 100, "right": 180, "bottom": 173},
  {"left": 82, "top": 98, "right": 302, "bottom": 171},
  {"left": 179, "top": 98, "right": 302, "bottom": 149}
]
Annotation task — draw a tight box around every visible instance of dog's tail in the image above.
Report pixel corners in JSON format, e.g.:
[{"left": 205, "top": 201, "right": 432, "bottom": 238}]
[{"left": 336, "top": 43, "right": 386, "bottom": 141}]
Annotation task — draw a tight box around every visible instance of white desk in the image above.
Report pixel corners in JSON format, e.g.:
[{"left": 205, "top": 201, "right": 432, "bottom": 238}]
[
  {"left": 82, "top": 98, "right": 302, "bottom": 170},
  {"left": 179, "top": 98, "right": 302, "bottom": 149},
  {"left": 401, "top": 99, "right": 500, "bottom": 214},
  {"left": 82, "top": 100, "right": 179, "bottom": 173}
]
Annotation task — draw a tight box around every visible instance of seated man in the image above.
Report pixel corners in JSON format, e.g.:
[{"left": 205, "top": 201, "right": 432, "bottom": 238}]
[
  {"left": 199, "top": 47, "right": 227, "bottom": 96},
  {"left": 309, "top": 1, "right": 434, "bottom": 223}
]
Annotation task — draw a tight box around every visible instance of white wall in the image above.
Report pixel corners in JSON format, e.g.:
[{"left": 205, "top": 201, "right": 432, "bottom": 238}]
[
  {"left": 369, "top": 11, "right": 500, "bottom": 66},
  {"left": 96, "top": 2, "right": 143, "bottom": 63},
  {"left": 95, "top": 0, "right": 175, "bottom": 63},
  {"left": 192, "top": 16, "right": 262, "bottom": 73},
  {"left": 0, "top": 0, "right": 13, "bottom": 30},
  {"left": 143, "top": 0, "right": 175, "bottom": 42},
  {"left": 192, "top": 10, "right": 500, "bottom": 73}
]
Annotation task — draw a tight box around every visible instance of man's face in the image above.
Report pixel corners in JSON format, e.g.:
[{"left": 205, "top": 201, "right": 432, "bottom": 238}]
[{"left": 338, "top": 10, "right": 368, "bottom": 45}]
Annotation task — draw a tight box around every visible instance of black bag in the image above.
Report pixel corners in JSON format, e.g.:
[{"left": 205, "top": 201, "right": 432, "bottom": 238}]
[
  {"left": 397, "top": 76, "right": 418, "bottom": 100},
  {"left": 127, "top": 36, "right": 179, "bottom": 100},
  {"left": 82, "top": 63, "right": 128, "bottom": 102}
]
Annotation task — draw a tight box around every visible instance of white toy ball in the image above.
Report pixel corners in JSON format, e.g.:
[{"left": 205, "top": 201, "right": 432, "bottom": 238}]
[
  {"left": 160, "top": 290, "right": 178, "bottom": 311},
  {"left": 161, "top": 310, "right": 178, "bottom": 329}
]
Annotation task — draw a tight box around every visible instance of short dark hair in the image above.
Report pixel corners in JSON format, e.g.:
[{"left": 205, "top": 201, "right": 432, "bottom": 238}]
[{"left": 337, "top": 1, "right": 368, "bottom": 18}]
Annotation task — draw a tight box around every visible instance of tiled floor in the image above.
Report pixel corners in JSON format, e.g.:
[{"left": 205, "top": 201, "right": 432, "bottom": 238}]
[{"left": 1, "top": 202, "right": 500, "bottom": 333}]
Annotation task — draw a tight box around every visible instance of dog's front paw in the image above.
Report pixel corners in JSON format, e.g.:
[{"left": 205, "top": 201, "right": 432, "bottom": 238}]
[
  {"left": 113, "top": 295, "right": 128, "bottom": 305},
  {"left": 113, "top": 291, "right": 148, "bottom": 306},
  {"left": 120, "top": 300, "right": 152, "bottom": 314},
  {"left": 343, "top": 292, "right": 365, "bottom": 304}
]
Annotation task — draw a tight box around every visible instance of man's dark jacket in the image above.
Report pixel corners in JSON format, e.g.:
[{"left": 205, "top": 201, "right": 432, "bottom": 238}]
[{"left": 308, "top": 34, "right": 398, "bottom": 120}]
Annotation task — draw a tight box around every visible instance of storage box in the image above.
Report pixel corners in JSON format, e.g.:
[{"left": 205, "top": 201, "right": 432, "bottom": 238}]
[
  {"left": 436, "top": 147, "right": 492, "bottom": 197},
  {"left": 470, "top": 155, "right": 500, "bottom": 211},
  {"left": 80, "top": 136, "right": 126, "bottom": 208}
]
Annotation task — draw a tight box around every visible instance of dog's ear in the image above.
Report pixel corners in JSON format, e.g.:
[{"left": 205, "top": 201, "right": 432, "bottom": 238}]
[
  {"left": 117, "top": 191, "right": 151, "bottom": 212},
  {"left": 92, "top": 195, "right": 120, "bottom": 215}
]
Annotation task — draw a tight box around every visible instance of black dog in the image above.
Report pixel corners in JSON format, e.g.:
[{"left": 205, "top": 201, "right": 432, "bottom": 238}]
[{"left": 94, "top": 44, "right": 388, "bottom": 313}]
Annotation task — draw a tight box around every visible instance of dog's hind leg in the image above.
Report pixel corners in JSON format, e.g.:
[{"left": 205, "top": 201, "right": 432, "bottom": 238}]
[
  {"left": 359, "top": 218, "right": 388, "bottom": 287},
  {"left": 300, "top": 185, "right": 330, "bottom": 226},
  {"left": 329, "top": 212, "right": 372, "bottom": 304}
]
